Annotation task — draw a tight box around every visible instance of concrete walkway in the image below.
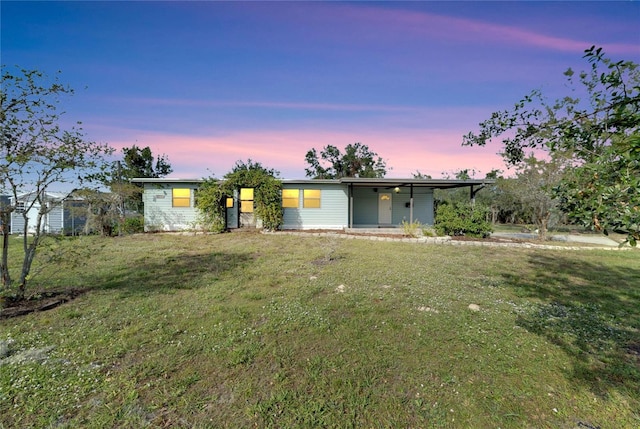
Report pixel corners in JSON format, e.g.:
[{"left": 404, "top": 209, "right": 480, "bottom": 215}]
[
  {"left": 268, "top": 229, "right": 632, "bottom": 251},
  {"left": 490, "top": 232, "right": 621, "bottom": 247}
]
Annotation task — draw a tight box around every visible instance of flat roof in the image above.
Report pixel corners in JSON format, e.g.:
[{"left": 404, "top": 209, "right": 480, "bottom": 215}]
[{"left": 131, "top": 177, "right": 494, "bottom": 189}]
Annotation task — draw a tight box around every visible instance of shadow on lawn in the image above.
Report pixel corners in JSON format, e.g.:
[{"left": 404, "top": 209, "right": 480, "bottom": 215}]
[
  {"left": 97, "top": 250, "right": 254, "bottom": 297},
  {"left": 500, "top": 253, "right": 640, "bottom": 397}
]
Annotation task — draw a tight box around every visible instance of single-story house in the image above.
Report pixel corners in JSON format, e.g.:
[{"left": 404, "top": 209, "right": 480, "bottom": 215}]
[
  {"left": 10, "top": 191, "right": 87, "bottom": 235},
  {"left": 132, "top": 177, "right": 492, "bottom": 232}
]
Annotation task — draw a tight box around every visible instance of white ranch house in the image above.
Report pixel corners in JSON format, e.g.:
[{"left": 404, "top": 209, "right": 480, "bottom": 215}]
[
  {"left": 132, "top": 177, "right": 491, "bottom": 232},
  {"left": 10, "top": 191, "right": 87, "bottom": 235}
]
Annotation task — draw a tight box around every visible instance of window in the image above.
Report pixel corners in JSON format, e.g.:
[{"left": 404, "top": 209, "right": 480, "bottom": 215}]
[
  {"left": 172, "top": 188, "right": 191, "bottom": 207},
  {"left": 282, "top": 189, "right": 299, "bottom": 208},
  {"left": 240, "top": 188, "right": 254, "bottom": 213},
  {"left": 226, "top": 197, "right": 234, "bottom": 208},
  {"left": 15, "top": 201, "right": 26, "bottom": 212},
  {"left": 303, "top": 189, "right": 321, "bottom": 208}
]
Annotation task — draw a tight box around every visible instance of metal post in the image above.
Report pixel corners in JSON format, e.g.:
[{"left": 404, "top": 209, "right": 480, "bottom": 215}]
[
  {"left": 349, "top": 184, "right": 353, "bottom": 228},
  {"left": 410, "top": 184, "right": 414, "bottom": 223}
]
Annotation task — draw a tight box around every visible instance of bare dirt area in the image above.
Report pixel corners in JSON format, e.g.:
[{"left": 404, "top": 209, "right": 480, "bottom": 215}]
[{"left": 0, "top": 288, "right": 87, "bottom": 320}]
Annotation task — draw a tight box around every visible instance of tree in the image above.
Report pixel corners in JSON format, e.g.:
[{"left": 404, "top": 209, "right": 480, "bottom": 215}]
[
  {"left": 195, "top": 159, "right": 283, "bottom": 232},
  {"left": 510, "top": 154, "right": 568, "bottom": 240},
  {"left": 463, "top": 47, "right": 640, "bottom": 245},
  {"left": 112, "top": 145, "right": 172, "bottom": 214},
  {"left": 1, "top": 67, "right": 113, "bottom": 298},
  {"left": 305, "top": 143, "right": 387, "bottom": 179},
  {"left": 120, "top": 145, "right": 172, "bottom": 179},
  {"left": 412, "top": 170, "right": 432, "bottom": 179}
]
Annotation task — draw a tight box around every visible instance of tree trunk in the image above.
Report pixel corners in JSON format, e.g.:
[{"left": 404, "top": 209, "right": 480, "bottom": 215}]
[
  {"left": 1, "top": 218, "right": 10, "bottom": 288},
  {"left": 538, "top": 212, "right": 550, "bottom": 241}
]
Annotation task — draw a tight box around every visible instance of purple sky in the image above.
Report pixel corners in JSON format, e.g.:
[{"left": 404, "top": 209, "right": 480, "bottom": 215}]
[{"left": 3, "top": 1, "right": 639, "bottom": 179}]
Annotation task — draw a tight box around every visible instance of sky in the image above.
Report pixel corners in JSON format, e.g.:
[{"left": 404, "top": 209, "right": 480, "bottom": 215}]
[{"left": 2, "top": 1, "right": 639, "bottom": 180}]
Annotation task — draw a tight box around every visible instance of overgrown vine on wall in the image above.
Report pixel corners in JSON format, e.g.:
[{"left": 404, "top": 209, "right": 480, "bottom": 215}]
[
  {"left": 195, "top": 160, "right": 283, "bottom": 232},
  {"left": 194, "top": 178, "right": 226, "bottom": 232}
]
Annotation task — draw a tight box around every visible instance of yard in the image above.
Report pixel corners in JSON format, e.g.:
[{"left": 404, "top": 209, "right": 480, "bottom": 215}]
[{"left": 1, "top": 232, "right": 639, "bottom": 428}]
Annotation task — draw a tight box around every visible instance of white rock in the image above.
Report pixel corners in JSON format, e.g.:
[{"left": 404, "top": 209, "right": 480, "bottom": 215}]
[{"left": 468, "top": 304, "right": 481, "bottom": 312}]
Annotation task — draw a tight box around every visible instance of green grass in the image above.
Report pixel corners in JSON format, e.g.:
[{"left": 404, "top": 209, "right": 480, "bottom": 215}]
[{"left": 1, "top": 232, "right": 639, "bottom": 428}]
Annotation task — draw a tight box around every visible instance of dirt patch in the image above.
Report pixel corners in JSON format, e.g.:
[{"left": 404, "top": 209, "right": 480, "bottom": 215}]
[{"left": 0, "top": 288, "right": 87, "bottom": 319}]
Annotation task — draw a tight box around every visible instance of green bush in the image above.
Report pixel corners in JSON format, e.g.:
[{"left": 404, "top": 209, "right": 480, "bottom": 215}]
[
  {"left": 121, "top": 216, "right": 144, "bottom": 234},
  {"left": 195, "top": 178, "right": 226, "bottom": 233},
  {"left": 435, "top": 203, "right": 492, "bottom": 238}
]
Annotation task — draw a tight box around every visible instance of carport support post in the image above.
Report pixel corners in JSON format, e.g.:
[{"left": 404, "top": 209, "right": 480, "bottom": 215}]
[
  {"left": 410, "top": 184, "right": 414, "bottom": 224},
  {"left": 349, "top": 184, "right": 353, "bottom": 228}
]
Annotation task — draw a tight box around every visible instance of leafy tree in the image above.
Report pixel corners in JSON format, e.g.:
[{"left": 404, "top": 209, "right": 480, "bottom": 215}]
[
  {"left": 463, "top": 47, "right": 640, "bottom": 245},
  {"left": 412, "top": 171, "right": 432, "bottom": 179},
  {"left": 111, "top": 145, "right": 173, "bottom": 215},
  {"left": 305, "top": 143, "right": 387, "bottom": 179},
  {"left": 120, "top": 145, "right": 172, "bottom": 179},
  {"left": 434, "top": 169, "right": 480, "bottom": 207},
  {"left": 195, "top": 159, "right": 283, "bottom": 232},
  {"left": 510, "top": 154, "right": 569, "bottom": 240},
  {"left": 1, "top": 67, "right": 113, "bottom": 298}
]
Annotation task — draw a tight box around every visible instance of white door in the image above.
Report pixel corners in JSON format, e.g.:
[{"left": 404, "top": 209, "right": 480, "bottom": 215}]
[{"left": 378, "top": 193, "right": 392, "bottom": 224}]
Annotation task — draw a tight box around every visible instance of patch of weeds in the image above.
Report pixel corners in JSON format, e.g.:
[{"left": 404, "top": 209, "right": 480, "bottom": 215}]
[{"left": 400, "top": 219, "right": 423, "bottom": 237}]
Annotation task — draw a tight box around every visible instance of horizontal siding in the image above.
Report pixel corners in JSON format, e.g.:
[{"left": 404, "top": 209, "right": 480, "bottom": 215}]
[
  {"left": 140, "top": 181, "right": 434, "bottom": 232},
  {"left": 47, "top": 205, "right": 64, "bottom": 233},
  {"left": 352, "top": 187, "right": 378, "bottom": 226},
  {"left": 391, "top": 189, "right": 434, "bottom": 225},
  {"left": 143, "top": 183, "right": 200, "bottom": 231},
  {"left": 352, "top": 187, "right": 434, "bottom": 227},
  {"left": 282, "top": 184, "right": 348, "bottom": 229}
]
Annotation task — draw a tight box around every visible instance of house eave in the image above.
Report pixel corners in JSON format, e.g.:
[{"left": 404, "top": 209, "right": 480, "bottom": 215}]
[{"left": 131, "top": 177, "right": 494, "bottom": 189}]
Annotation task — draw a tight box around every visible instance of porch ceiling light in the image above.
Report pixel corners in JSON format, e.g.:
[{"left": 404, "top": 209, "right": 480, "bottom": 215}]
[{"left": 394, "top": 187, "right": 401, "bottom": 193}]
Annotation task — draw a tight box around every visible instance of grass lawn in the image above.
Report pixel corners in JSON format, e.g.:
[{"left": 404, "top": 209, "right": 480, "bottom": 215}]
[{"left": 1, "top": 232, "right": 639, "bottom": 428}]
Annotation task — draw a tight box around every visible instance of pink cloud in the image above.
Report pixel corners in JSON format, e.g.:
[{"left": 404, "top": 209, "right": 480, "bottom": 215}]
[
  {"left": 102, "top": 125, "right": 511, "bottom": 181},
  {"left": 305, "top": 3, "right": 640, "bottom": 56}
]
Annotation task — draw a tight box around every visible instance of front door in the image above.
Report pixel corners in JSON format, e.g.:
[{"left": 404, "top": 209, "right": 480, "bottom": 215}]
[{"left": 378, "top": 193, "right": 392, "bottom": 225}]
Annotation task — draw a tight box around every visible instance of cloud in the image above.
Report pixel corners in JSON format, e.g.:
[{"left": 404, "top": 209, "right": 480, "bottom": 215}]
[
  {"left": 293, "top": 3, "right": 640, "bottom": 56},
  {"left": 99, "top": 124, "right": 509, "bottom": 180}
]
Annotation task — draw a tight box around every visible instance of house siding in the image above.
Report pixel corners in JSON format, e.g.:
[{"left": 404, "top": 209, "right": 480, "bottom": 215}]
[
  {"left": 9, "top": 192, "right": 81, "bottom": 234},
  {"left": 352, "top": 187, "right": 434, "bottom": 227},
  {"left": 46, "top": 205, "right": 64, "bottom": 233},
  {"left": 133, "top": 178, "right": 468, "bottom": 232},
  {"left": 11, "top": 209, "right": 27, "bottom": 234},
  {"left": 282, "top": 183, "right": 348, "bottom": 229},
  {"left": 352, "top": 187, "right": 378, "bottom": 226},
  {"left": 391, "top": 188, "right": 434, "bottom": 225},
  {"left": 143, "top": 183, "right": 200, "bottom": 231}
]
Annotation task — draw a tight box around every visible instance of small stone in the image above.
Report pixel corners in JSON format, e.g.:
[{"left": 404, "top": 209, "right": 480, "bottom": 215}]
[{"left": 468, "top": 304, "right": 481, "bottom": 312}]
